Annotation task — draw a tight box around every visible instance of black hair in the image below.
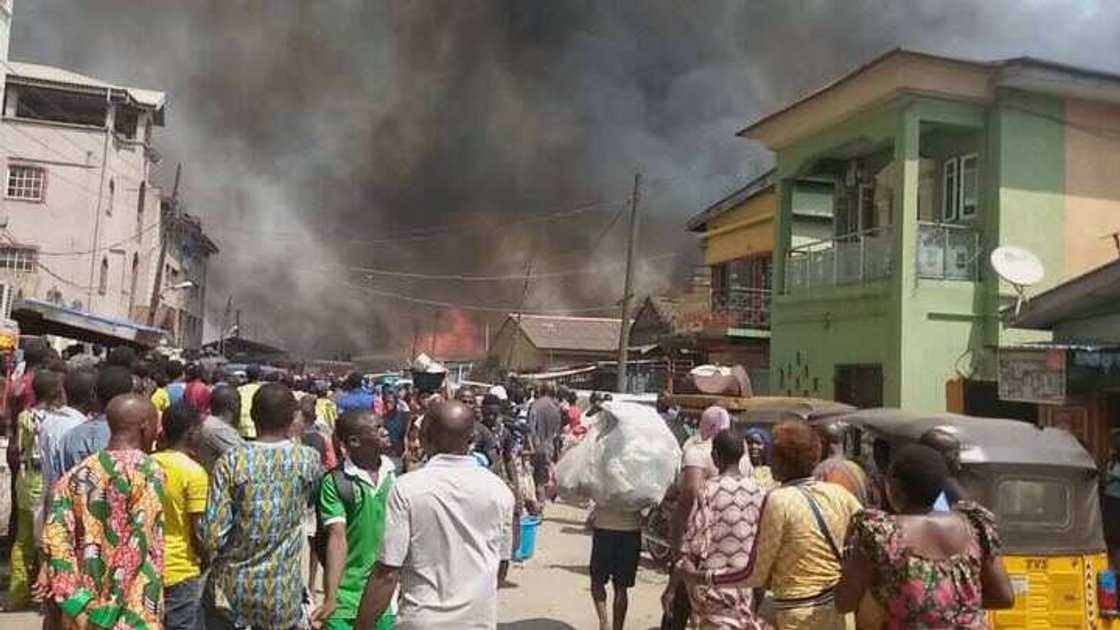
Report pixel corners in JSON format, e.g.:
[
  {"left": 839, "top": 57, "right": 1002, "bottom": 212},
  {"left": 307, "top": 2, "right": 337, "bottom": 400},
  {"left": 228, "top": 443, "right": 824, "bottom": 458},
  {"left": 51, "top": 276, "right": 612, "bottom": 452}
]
[
  {"left": 245, "top": 364, "right": 262, "bottom": 381},
  {"left": 336, "top": 408, "right": 373, "bottom": 442},
  {"left": 264, "top": 370, "right": 282, "bottom": 383},
  {"left": 162, "top": 401, "right": 201, "bottom": 444},
  {"left": 565, "top": 390, "right": 578, "bottom": 405},
  {"left": 64, "top": 368, "right": 97, "bottom": 410},
  {"left": 184, "top": 363, "right": 203, "bottom": 382},
  {"left": 165, "top": 360, "right": 185, "bottom": 381},
  {"left": 22, "top": 337, "right": 48, "bottom": 368},
  {"left": 210, "top": 384, "right": 241, "bottom": 417},
  {"left": 251, "top": 382, "right": 296, "bottom": 432},
  {"left": 712, "top": 428, "right": 744, "bottom": 471},
  {"left": 153, "top": 369, "right": 170, "bottom": 389},
  {"left": 96, "top": 366, "right": 136, "bottom": 407},
  {"left": 105, "top": 346, "right": 138, "bottom": 369},
  {"left": 133, "top": 360, "right": 153, "bottom": 380},
  {"left": 344, "top": 372, "right": 363, "bottom": 391},
  {"left": 889, "top": 443, "right": 949, "bottom": 508},
  {"left": 32, "top": 369, "right": 63, "bottom": 402}
]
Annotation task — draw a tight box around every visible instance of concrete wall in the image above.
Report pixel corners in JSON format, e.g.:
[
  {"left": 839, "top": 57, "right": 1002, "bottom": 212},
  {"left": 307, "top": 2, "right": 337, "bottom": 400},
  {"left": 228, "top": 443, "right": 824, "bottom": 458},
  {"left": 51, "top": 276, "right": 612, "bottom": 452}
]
[
  {"left": 1063, "top": 97, "right": 1120, "bottom": 277},
  {"left": 0, "top": 91, "right": 159, "bottom": 321}
]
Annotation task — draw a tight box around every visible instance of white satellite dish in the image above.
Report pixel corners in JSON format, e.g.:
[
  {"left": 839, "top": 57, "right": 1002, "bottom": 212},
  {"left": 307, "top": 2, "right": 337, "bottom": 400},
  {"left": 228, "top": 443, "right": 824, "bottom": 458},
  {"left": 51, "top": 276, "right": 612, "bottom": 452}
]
[{"left": 990, "top": 246, "right": 1045, "bottom": 316}]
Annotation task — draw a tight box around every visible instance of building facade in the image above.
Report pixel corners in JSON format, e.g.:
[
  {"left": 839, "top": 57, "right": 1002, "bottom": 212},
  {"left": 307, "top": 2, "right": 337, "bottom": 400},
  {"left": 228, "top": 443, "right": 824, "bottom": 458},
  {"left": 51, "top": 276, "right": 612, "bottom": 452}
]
[{"left": 749, "top": 49, "right": 1120, "bottom": 412}]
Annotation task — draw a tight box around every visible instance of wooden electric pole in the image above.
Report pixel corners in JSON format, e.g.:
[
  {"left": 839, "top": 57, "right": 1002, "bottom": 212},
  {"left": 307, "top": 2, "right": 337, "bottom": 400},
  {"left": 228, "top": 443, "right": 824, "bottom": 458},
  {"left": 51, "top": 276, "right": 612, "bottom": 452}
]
[
  {"left": 147, "top": 163, "right": 181, "bottom": 326},
  {"left": 615, "top": 172, "right": 641, "bottom": 394}
]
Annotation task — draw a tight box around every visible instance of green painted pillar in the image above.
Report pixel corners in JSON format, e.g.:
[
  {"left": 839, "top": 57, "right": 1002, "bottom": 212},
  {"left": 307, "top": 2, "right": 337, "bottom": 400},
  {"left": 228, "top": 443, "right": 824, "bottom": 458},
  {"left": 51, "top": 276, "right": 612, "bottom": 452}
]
[
  {"left": 772, "top": 178, "right": 793, "bottom": 296},
  {"left": 888, "top": 107, "right": 921, "bottom": 408}
]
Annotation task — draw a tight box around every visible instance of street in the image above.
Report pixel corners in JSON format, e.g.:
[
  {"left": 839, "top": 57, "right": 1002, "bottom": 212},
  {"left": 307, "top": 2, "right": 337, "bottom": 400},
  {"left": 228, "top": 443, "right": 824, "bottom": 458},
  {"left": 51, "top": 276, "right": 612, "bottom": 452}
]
[{"left": 0, "top": 502, "right": 666, "bottom": 630}]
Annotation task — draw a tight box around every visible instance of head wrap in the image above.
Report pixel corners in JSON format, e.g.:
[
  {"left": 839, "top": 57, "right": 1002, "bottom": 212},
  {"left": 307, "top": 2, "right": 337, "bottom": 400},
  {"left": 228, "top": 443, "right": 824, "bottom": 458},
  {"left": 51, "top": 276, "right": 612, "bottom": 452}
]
[{"left": 699, "top": 405, "right": 731, "bottom": 441}]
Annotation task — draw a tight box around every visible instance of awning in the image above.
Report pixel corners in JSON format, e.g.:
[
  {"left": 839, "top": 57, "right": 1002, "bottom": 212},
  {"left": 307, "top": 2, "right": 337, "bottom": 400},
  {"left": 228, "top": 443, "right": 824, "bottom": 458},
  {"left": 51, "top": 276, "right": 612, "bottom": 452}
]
[{"left": 12, "top": 298, "right": 166, "bottom": 349}]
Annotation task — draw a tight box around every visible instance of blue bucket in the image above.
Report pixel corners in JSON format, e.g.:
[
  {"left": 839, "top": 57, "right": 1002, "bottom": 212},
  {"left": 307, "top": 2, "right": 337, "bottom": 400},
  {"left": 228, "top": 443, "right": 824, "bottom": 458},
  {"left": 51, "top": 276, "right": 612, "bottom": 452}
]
[{"left": 514, "top": 515, "right": 542, "bottom": 562}]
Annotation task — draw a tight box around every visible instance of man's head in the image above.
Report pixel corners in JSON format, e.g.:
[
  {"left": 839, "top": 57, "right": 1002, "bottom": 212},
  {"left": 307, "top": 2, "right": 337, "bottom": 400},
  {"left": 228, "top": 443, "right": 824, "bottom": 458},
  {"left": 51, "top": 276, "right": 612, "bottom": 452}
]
[
  {"left": 184, "top": 363, "right": 204, "bottom": 382},
  {"left": 919, "top": 427, "right": 962, "bottom": 473},
  {"left": 656, "top": 391, "right": 673, "bottom": 413},
  {"left": 535, "top": 382, "right": 555, "bottom": 399},
  {"left": 816, "top": 420, "right": 849, "bottom": 458},
  {"left": 699, "top": 405, "right": 731, "bottom": 441},
  {"left": 64, "top": 368, "right": 97, "bottom": 412},
  {"left": 23, "top": 337, "right": 49, "bottom": 369},
  {"left": 166, "top": 360, "right": 185, "bottom": 382},
  {"left": 251, "top": 382, "right": 297, "bottom": 436},
  {"left": 210, "top": 385, "right": 241, "bottom": 423},
  {"left": 106, "top": 393, "right": 160, "bottom": 452},
  {"left": 422, "top": 400, "right": 476, "bottom": 456},
  {"left": 481, "top": 393, "right": 503, "bottom": 426},
  {"left": 105, "top": 345, "right": 137, "bottom": 370},
  {"left": 32, "top": 369, "right": 64, "bottom": 406},
  {"left": 712, "top": 428, "right": 745, "bottom": 474},
  {"left": 245, "top": 364, "right": 262, "bottom": 383},
  {"left": 344, "top": 372, "right": 363, "bottom": 392},
  {"left": 337, "top": 409, "right": 390, "bottom": 468},
  {"left": 96, "top": 366, "right": 137, "bottom": 410},
  {"left": 771, "top": 420, "right": 821, "bottom": 483},
  {"left": 383, "top": 390, "right": 398, "bottom": 414},
  {"left": 299, "top": 394, "right": 317, "bottom": 422},
  {"left": 162, "top": 401, "right": 202, "bottom": 449}
]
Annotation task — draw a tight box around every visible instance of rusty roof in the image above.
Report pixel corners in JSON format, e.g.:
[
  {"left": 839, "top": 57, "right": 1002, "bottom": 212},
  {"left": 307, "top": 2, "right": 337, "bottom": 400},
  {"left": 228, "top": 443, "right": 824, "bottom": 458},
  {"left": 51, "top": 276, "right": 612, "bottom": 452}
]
[{"left": 509, "top": 314, "right": 622, "bottom": 353}]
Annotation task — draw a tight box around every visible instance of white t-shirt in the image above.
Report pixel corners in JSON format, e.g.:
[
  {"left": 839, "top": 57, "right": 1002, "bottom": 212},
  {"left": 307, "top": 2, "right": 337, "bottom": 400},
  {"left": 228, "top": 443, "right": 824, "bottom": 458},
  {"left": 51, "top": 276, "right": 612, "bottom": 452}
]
[
  {"left": 681, "top": 438, "right": 753, "bottom": 478},
  {"left": 381, "top": 453, "right": 515, "bottom": 629}
]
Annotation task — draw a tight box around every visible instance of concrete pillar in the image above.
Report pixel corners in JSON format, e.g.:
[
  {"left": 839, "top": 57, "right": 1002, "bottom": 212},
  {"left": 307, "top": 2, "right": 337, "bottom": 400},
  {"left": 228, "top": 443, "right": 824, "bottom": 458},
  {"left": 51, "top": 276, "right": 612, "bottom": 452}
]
[
  {"left": 772, "top": 178, "right": 793, "bottom": 296},
  {"left": 888, "top": 106, "right": 921, "bottom": 407}
]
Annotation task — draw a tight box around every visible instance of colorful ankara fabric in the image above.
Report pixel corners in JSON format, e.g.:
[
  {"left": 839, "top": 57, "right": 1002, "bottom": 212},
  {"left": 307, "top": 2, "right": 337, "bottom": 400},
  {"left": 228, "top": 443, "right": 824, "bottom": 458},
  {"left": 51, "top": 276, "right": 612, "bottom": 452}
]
[
  {"left": 711, "top": 479, "right": 862, "bottom": 630},
  {"left": 201, "top": 441, "right": 322, "bottom": 629},
  {"left": 845, "top": 502, "right": 1001, "bottom": 629},
  {"left": 682, "top": 472, "right": 766, "bottom": 630},
  {"left": 39, "top": 449, "right": 166, "bottom": 630}
]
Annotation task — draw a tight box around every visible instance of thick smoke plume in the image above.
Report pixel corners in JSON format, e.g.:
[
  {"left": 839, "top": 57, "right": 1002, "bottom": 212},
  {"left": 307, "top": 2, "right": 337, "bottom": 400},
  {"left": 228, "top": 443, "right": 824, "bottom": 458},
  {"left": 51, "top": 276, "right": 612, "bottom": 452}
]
[{"left": 11, "top": 1, "right": 1120, "bottom": 358}]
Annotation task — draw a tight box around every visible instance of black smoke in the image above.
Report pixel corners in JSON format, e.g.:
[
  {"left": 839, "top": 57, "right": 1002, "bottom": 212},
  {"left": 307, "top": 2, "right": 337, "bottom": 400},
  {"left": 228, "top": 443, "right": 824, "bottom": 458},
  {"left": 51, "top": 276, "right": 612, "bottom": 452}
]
[{"left": 11, "top": 1, "right": 1120, "bottom": 357}]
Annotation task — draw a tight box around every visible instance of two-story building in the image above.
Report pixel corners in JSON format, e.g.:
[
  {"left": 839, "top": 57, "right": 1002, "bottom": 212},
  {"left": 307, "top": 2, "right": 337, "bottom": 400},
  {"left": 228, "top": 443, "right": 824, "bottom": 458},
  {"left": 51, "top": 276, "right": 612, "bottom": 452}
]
[{"left": 747, "top": 49, "right": 1120, "bottom": 412}]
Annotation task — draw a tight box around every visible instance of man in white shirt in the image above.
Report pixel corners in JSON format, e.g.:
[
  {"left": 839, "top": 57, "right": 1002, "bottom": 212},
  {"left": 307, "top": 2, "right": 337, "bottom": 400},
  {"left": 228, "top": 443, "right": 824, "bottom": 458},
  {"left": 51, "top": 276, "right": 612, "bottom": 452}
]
[{"left": 357, "top": 400, "right": 515, "bottom": 629}]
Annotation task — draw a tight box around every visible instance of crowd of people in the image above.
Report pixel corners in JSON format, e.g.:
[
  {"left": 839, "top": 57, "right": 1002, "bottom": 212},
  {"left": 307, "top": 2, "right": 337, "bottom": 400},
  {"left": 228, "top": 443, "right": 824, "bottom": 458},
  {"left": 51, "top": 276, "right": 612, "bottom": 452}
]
[
  {"left": 1, "top": 336, "right": 1022, "bottom": 630},
  {"left": 2, "top": 338, "right": 572, "bottom": 630},
  {"left": 648, "top": 396, "right": 1016, "bottom": 630}
]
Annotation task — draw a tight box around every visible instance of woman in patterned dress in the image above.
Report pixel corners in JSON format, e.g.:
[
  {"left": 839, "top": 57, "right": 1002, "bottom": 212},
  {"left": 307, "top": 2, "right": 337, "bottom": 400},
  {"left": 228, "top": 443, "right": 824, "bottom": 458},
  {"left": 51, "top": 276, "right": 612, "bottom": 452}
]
[
  {"left": 677, "top": 429, "right": 767, "bottom": 629},
  {"left": 835, "top": 444, "right": 1015, "bottom": 628}
]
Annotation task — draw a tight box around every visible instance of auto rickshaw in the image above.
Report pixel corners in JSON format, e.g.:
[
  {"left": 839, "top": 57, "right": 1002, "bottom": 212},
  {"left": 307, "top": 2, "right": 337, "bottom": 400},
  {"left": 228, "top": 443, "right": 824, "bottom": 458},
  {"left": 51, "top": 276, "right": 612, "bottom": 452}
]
[
  {"left": 839, "top": 408, "right": 1115, "bottom": 629},
  {"left": 674, "top": 394, "right": 855, "bottom": 432}
]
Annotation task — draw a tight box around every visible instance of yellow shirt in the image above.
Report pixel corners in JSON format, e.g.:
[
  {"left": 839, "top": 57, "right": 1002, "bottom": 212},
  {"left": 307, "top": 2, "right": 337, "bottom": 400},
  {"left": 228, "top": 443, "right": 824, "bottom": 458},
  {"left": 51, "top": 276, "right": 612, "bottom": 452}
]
[
  {"left": 237, "top": 383, "right": 261, "bottom": 439},
  {"left": 152, "top": 450, "right": 209, "bottom": 586},
  {"left": 151, "top": 388, "right": 171, "bottom": 415},
  {"left": 315, "top": 398, "right": 338, "bottom": 428}
]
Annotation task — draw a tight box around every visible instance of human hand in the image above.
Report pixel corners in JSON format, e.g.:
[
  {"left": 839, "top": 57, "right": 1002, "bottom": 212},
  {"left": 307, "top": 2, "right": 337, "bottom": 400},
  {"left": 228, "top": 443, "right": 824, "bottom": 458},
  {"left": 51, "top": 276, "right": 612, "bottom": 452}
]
[
  {"left": 310, "top": 597, "right": 336, "bottom": 629},
  {"left": 660, "top": 584, "right": 676, "bottom": 616}
]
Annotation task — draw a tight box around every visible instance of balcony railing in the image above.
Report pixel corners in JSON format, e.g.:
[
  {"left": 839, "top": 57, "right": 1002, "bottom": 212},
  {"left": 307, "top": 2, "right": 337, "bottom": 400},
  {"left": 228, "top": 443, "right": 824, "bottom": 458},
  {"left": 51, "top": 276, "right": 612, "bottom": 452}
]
[
  {"left": 916, "top": 222, "right": 981, "bottom": 281},
  {"left": 710, "top": 287, "right": 771, "bottom": 330},
  {"left": 785, "top": 225, "right": 896, "bottom": 293}
]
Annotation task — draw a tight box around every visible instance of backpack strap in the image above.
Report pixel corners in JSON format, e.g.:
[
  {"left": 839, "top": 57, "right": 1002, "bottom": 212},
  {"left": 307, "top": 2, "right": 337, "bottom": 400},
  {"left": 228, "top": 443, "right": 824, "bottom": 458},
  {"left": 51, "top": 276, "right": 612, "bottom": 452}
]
[
  {"left": 332, "top": 467, "right": 356, "bottom": 508},
  {"left": 795, "top": 485, "right": 843, "bottom": 562}
]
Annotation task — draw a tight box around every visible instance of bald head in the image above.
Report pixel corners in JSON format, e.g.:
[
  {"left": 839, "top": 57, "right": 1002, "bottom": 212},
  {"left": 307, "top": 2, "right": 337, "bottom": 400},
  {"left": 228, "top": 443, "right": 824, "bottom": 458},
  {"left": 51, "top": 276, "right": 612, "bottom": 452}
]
[
  {"left": 423, "top": 400, "right": 476, "bottom": 455},
  {"left": 106, "top": 393, "right": 159, "bottom": 451}
]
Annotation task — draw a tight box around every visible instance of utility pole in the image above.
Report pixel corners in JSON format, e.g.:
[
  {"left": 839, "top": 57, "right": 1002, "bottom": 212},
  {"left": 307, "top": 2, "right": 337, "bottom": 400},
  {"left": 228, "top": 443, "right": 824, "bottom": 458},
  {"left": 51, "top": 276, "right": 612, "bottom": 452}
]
[
  {"left": 615, "top": 172, "right": 641, "bottom": 394},
  {"left": 430, "top": 310, "right": 439, "bottom": 355},
  {"left": 147, "top": 163, "right": 181, "bottom": 326}
]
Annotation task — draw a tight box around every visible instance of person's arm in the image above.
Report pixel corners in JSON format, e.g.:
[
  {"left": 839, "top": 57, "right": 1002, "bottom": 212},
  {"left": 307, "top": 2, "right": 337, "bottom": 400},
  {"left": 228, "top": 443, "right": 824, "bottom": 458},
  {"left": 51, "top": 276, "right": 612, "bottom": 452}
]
[
  {"left": 200, "top": 453, "right": 234, "bottom": 556},
  {"left": 357, "top": 562, "right": 401, "bottom": 627},
  {"left": 668, "top": 466, "right": 704, "bottom": 553},
  {"left": 661, "top": 565, "right": 684, "bottom": 616},
  {"left": 834, "top": 545, "right": 872, "bottom": 613},
  {"left": 980, "top": 554, "right": 1015, "bottom": 609},
  {"left": 313, "top": 474, "right": 348, "bottom": 627},
  {"left": 685, "top": 494, "right": 782, "bottom": 588},
  {"left": 497, "top": 485, "right": 515, "bottom": 585},
  {"left": 186, "top": 465, "right": 210, "bottom": 564}
]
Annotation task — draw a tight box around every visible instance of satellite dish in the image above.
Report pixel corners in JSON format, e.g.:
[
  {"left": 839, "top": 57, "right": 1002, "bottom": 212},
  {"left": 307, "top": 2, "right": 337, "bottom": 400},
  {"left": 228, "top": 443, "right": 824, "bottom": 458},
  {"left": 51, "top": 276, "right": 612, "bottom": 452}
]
[{"left": 990, "top": 246, "right": 1045, "bottom": 316}]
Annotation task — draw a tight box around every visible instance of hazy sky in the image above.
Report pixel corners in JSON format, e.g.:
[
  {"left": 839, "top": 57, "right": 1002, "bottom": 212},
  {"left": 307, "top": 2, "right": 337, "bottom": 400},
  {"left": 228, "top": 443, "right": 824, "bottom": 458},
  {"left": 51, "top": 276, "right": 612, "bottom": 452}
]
[{"left": 10, "top": 1, "right": 1120, "bottom": 356}]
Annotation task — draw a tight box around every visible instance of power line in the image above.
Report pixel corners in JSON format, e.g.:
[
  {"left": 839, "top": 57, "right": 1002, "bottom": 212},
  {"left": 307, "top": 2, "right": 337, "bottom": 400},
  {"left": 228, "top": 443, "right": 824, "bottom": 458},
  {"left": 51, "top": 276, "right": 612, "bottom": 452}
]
[
  {"left": 345, "top": 280, "right": 620, "bottom": 315},
  {"left": 346, "top": 252, "right": 677, "bottom": 282}
]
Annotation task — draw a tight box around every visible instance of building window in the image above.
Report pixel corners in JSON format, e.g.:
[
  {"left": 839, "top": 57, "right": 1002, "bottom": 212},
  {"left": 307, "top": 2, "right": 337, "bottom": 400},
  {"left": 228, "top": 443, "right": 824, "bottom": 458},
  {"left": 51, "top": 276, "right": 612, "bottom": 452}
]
[
  {"left": 136, "top": 181, "right": 146, "bottom": 239},
  {"left": 107, "top": 178, "right": 115, "bottom": 215},
  {"left": 942, "top": 154, "right": 980, "bottom": 222},
  {"left": 98, "top": 256, "right": 109, "bottom": 296},
  {"left": 0, "top": 246, "right": 36, "bottom": 272},
  {"left": 959, "top": 154, "right": 979, "bottom": 219},
  {"left": 7, "top": 165, "right": 45, "bottom": 202}
]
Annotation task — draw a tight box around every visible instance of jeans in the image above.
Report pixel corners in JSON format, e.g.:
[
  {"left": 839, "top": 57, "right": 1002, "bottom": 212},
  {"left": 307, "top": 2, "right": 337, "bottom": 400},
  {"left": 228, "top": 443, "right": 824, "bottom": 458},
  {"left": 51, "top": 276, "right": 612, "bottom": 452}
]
[{"left": 164, "top": 576, "right": 203, "bottom": 630}]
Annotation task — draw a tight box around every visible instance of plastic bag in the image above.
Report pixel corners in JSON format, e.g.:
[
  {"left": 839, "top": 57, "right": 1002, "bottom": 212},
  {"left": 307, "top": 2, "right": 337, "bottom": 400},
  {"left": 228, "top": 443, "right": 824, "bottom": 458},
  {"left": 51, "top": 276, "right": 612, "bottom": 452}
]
[{"left": 555, "top": 401, "right": 682, "bottom": 511}]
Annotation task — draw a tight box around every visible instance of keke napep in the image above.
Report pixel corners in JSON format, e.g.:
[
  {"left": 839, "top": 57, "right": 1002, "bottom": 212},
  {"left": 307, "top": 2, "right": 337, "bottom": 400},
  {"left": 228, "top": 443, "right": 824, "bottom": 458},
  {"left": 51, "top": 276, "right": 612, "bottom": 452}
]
[{"left": 838, "top": 408, "right": 1116, "bottom": 629}]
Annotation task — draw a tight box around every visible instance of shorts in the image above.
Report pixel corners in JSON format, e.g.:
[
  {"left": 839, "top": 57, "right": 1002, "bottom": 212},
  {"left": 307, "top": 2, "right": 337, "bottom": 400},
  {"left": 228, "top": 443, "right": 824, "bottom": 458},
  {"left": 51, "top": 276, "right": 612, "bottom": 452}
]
[{"left": 590, "top": 528, "right": 642, "bottom": 588}]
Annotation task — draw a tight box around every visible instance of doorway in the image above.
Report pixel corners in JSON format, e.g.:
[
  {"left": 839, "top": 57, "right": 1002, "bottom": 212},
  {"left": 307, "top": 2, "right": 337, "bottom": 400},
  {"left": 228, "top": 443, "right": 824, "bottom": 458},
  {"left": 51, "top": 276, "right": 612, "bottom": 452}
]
[{"left": 834, "top": 364, "right": 883, "bottom": 409}]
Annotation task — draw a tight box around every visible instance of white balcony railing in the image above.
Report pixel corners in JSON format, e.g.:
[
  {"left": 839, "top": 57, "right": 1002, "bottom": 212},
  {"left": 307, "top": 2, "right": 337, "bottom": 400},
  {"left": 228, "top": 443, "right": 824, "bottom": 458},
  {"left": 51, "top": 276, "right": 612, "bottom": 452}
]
[
  {"left": 916, "top": 222, "right": 981, "bottom": 281},
  {"left": 785, "top": 225, "right": 895, "bottom": 293}
]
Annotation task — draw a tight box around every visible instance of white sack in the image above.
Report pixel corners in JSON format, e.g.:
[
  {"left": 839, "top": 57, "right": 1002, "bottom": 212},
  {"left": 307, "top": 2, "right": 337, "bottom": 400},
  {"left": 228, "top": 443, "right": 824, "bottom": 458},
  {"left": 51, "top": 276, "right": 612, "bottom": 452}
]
[{"left": 555, "top": 401, "right": 682, "bottom": 511}]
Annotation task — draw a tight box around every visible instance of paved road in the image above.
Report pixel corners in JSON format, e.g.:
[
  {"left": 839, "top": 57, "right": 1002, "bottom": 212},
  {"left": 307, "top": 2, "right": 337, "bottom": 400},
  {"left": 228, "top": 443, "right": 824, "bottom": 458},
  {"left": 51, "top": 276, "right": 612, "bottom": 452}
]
[{"left": 1, "top": 502, "right": 667, "bottom": 629}]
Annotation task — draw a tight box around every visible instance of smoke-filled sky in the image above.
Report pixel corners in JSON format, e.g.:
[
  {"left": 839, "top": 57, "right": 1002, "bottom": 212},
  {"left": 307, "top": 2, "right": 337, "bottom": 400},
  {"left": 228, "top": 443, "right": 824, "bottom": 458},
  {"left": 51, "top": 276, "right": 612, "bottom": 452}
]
[{"left": 11, "top": 1, "right": 1120, "bottom": 358}]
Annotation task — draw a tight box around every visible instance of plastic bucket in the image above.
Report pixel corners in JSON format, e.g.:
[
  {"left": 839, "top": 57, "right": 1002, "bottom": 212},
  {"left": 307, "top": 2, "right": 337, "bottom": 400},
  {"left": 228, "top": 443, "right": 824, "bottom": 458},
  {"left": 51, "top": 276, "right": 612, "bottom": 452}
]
[{"left": 514, "top": 515, "right": 542, "bottom": 561}]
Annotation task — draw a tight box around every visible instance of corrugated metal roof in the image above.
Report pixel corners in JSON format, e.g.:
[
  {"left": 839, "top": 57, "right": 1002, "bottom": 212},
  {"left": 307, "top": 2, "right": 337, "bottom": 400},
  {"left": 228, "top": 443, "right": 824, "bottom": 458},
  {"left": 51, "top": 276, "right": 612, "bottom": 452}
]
[
  {"left": 1013, "top": 258, "right": 1120, "bottom": 329},
  {"left": 685, "top": 169, "right": 775, "bottom": 232},
  {"left": 511, "top": 314, "right": 621, "bottom": 353},
  {"left": 7, "top": 61, "right": 166, "bottom": 110}
]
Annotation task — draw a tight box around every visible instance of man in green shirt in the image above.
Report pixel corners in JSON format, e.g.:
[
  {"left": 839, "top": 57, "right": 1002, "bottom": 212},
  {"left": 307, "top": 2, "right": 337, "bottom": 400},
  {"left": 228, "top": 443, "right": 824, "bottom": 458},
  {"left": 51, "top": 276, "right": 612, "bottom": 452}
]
[{"left": 313, "top": 409, "right": 396, "bottom": 630}]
